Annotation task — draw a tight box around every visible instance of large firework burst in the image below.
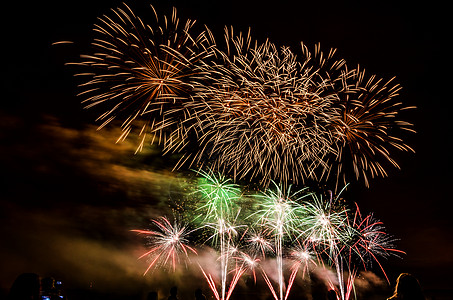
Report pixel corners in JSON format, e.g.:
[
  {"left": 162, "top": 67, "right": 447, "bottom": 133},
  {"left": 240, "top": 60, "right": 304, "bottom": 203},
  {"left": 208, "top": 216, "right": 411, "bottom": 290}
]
[
  {"left": 328, "top": 67, "right": 415, "bottom": 187},
  {"left": 182, "top": 29, "right": 345, "bottom": 186},
  {"left": 72, "top": 4, "right": 211, "bottom": 152},
  {"left": 72, "top": 3, "right": 414, "bottom": 187}
]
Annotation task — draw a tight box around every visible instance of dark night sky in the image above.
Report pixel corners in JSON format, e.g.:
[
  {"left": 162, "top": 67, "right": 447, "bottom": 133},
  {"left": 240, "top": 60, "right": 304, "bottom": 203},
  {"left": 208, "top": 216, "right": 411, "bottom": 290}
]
[{"left": 1, "top": 0, "right": 452, "bottom": 298}]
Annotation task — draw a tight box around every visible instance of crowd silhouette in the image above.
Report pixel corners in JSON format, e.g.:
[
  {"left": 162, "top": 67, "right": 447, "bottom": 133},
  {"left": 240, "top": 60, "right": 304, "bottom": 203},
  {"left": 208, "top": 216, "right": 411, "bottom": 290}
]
[
  {"left": 8, "top": 274, "right": 65, "bottom": 300},
  {"left": 7, "top": 272, "right": 427, "bottom": 300}
]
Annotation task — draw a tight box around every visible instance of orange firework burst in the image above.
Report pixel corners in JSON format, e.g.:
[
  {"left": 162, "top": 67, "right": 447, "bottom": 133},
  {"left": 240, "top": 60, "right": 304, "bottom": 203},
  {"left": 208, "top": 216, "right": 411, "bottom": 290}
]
[
  {"left": 328, "top": 67, "right": 415, "bottom": 188},
  {"left": 70, "top": 4, "right": 415, "bottom": 189},
  {"left": 71, "top": 3, "right": 211, "bottom": 152},
  {"left": 181, "top": 29, "right": 346, "bottom": 186}
]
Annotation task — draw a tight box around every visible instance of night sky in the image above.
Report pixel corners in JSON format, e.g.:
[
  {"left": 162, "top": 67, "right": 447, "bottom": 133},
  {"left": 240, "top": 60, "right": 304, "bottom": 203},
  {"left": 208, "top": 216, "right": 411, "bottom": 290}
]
[{"left": 1, "top": 0, "right": 452, "bottom": 299}]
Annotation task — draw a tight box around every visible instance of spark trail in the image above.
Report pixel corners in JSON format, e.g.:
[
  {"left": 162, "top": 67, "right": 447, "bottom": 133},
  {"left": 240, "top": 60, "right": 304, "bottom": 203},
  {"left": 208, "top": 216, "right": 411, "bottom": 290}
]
[
  {"left": 193, "top": 169, "right": 243, "bottom": 300},
  {"left": 250, "top": 182, "right": 309, "bottom": 300},
  {"left": 131, "top": 172, "right": 404, "bottom": 300}
]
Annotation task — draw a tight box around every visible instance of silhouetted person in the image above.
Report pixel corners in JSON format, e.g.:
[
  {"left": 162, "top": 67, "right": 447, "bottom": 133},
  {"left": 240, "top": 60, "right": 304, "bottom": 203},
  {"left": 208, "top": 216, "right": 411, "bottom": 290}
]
[
  {"left": 387, "top": 273, "right": 425, "bottom": 300},
  {"left": 147, "top": 291, "right": 158, "bottom": 300},
  {"left": 168, "top": 286, "right": 178, "bottom": 300},
  {"left": 194, "top": 288, "right": 206, "bottom": 300},
  {"left": 8, "top": 273, "right": 40, "bottom": 300},
  {"left": 326, "top": 289, "right": 337, "bottom": 300}
]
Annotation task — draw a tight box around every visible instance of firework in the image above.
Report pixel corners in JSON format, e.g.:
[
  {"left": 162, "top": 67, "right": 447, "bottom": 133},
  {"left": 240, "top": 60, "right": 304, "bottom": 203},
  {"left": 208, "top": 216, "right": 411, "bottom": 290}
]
[
  {"left": 297, "top": 189, "right": 349, "bottom": 300},
  {"left": 72, "top": 4, "right": 211, "bottom": 153},
  {"left": 301, "top": 195, "right": 404, "bottom": 299},
  {"left": 300, "top": 190, "right": 349, "bottom": 256},
  {"left": 69, "top": 3, "right": 414, "bottom": 299},
  {"left": 250, "top": 182, "right": 310, "bottom": 300},
  {"left": 285, "top": 243, "right": 318, "bottom": 300},
  {"left": 72, "top": 2, "right": 414, "bottom": 189},
  {"left": 193, "top": 168, "right": 242, "bottom": 222},
  {"left": 328, "top": 67, "right": 415, "bottom": 188},
  {"left": 130, "top": 173, "right": 405, "bottom": 300},
  {"left": 72, "top": 3, "right": 414, "bottom": 188},
  {"left": 203, "top": 248, "right": 260, "bottom": 300},
  {"left": 244, "top": 229, "right": 275, "bottom": 258},
  {"left": 288, "top": 242, "right": 318, "bottom": 279},
  {"left": 182, "top": 29, "right": 345, "bottom": 186},
  {"left": 193, "top": 169, "right": 244, "bottom": 300},
  {"left": 340, "top": 203, "right": 405, "bottom": 282},
  {"left": 132, "top": 217, "right": 196, "bottom": 274},
  {"left": 233, "top": 250, "right": 261, "bottom": 282}
]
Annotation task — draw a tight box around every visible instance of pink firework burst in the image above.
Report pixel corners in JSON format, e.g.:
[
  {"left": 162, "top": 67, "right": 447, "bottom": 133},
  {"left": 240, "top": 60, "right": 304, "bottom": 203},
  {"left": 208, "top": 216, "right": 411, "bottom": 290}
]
[{"left": 132, "top": 216, "right": 197, "bottom": 274}]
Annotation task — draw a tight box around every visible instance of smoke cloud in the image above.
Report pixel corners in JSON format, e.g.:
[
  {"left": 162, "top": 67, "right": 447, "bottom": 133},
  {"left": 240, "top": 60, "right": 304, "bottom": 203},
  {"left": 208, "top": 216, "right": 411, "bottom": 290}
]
[{"left": 0, "top": 114, "right": 395, "bottom": 299}]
